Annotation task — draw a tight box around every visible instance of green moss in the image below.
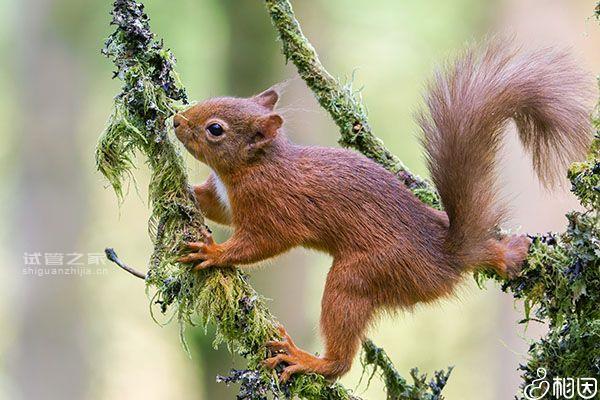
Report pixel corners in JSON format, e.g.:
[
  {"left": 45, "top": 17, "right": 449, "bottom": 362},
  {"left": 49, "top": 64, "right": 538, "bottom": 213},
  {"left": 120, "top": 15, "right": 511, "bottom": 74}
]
[
  {"left": 264, "top": 0, "right": 440, "bottom": 209},
  {"left": 498, "top": 211, "right": 600, "bottom": 397},
  {"left": 266, "top": 1, "right": 600, "bottom": 398},
  {"left": 98, "top": 1, "right": 600, "bottom": 399},
  {"left": 411, "top": 187, "right": 442, "bottom": 210},
  {"left": 568, "top": 93, "right": 600, "bottom": 210},
  {"left": 362, "top": 340, "right": 453, "bottom": 400},
  {"left": 498, "top": 79, "right": 600, "bottom": 397},
  {"left": 98, "top": 1, "right": 361, "bottom": 399}
]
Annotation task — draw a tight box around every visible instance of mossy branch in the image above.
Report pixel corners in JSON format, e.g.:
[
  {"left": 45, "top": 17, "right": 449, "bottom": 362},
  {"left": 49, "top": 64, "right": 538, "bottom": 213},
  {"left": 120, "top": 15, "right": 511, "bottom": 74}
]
[
  {"left": 265, "top": 1, "right": 600, "bottom": 399},
  {"left": 263, "top": 0, "right": 441, "bottom": 209},
  {"left": 97, "top": 1, "right": 368, "bottom": 399},
  {"left": 98, "top": 1, "right": 599, "bottom": 399},
  {"left": 362, "top": 340, "right": 453, "bottom": 400}
]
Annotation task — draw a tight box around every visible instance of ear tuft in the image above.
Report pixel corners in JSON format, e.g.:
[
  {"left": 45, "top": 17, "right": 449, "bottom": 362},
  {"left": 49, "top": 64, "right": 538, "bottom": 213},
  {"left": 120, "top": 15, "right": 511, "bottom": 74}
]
[{"left": 252, "top": 86, "right": 280, "bottom": 110}]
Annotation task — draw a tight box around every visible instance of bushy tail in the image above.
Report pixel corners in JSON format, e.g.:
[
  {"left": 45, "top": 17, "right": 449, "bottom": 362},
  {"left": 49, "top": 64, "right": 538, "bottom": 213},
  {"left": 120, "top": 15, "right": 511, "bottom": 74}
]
[{"left": 417, "top": 40, "right": 594, "bottom": 265}]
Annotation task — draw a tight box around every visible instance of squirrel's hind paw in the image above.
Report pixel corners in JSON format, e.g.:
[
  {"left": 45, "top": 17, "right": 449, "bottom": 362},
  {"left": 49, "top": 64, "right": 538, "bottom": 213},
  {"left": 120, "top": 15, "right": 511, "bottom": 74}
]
[
  {"left": 480, "top": 235, "right": 531, "bottom": 279},
  {"left": 264, "top": 326, "right": 348, "bottom": 382},
  {"left": 499, "top": 235, "right": 532, "bottom": 279}
]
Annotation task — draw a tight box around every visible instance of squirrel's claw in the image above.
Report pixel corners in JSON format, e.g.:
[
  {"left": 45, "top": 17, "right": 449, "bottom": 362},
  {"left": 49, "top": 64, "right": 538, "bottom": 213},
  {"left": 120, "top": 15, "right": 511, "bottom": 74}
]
[
  {"left": 280, "top": 364, "right": 307, "bottom": 383},
  {"left": 263, "top": 353, "right": 292, "bottom": 369},
  {"left": 182, "top": 241, "right": 206, "bottom": 251},
  {"left": 177, "top": 252, "right": 206, "bottom": 263},
  {"left": 178, "top": 236, "right": 223, "bottom": 270},
  {"left": 266, "top": 325, "right": 296, "bottom": 351},
  {"left": 264, "top": 326, "right": 312, "bottom": 382},
  {"left": 193, "top": 259, "right": 217, "bottom": 270}
]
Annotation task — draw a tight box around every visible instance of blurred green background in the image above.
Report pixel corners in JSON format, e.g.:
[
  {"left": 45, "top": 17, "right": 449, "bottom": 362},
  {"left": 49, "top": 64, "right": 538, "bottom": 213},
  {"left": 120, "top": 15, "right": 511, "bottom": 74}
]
[{"left": 0, "top": 0, "right": 598, "bottom": 399}]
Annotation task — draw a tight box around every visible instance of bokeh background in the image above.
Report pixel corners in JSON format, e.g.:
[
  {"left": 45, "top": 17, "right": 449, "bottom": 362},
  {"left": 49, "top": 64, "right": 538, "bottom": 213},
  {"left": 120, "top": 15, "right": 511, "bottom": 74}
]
[{"left": 0, "top": 0, "right": 598, "bottom": 399}]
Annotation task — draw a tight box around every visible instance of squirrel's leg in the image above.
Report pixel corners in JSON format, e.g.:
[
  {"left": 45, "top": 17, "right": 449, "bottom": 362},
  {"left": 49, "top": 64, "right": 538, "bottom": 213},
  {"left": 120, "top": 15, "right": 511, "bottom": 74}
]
[
  {"left": 178, "top": 228, "right": 292, "bottom": 269},
  {"left": 193, "top": 175, "right": 231, "bottom": 226},
  {"left": 265, "top": 261, "right": 375, "bottom": 381},
  {"left": 480, "top": 235, "right": 531, "bottom": 278}
]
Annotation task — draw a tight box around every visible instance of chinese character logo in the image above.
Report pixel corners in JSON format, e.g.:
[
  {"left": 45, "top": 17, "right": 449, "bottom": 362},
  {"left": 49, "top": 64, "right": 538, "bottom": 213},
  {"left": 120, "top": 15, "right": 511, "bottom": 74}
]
[
  {"left": 523, "top": 368, "right": 597, "bottom": 400},
  {"left": 524, "top": 368, "right": 550, "bottom": 400},
  {"left": 578, "top": 378, "right": 598, "bottom": 399}
]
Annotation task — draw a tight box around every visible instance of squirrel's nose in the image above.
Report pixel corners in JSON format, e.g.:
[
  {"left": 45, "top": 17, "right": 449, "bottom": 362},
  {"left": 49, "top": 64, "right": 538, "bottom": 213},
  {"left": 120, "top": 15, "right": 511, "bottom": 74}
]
[{"left": 173, "top": 117, "right": 181, "bottom": 129}]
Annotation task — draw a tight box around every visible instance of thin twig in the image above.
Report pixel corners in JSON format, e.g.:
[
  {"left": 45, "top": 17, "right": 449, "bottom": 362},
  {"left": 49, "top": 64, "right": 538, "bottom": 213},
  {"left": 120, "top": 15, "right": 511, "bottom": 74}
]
[{"left": 105, "top": 248, "right": 147, "bottom": 280}]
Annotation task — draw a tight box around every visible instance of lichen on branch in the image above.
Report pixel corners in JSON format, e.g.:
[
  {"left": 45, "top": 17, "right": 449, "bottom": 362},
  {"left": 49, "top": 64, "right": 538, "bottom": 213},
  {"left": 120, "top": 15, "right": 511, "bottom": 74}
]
[
  {"left": 263, "top": 0, "right": 440, "bottom": 209},
  {"left": 97, "top": 1, "right": 366, "bottom": 399},
  {"left": 499, "top": 93, "right": 600, "bottom": 399},
  {"left": 98, "top": 1, "right": 599, "bottom": 399},
  {"left": 265, "top": 1, "right": 600, "bottom": 399},
  {"left": 362, "top": 340, "right": 453, "bottom": 400}
]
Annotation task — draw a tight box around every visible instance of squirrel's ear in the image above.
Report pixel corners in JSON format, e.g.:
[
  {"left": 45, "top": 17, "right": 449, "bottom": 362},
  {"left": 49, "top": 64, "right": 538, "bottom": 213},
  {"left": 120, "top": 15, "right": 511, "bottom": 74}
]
[
  {"left": 252, "top": 86, "right": 280, "bottom": 110},
  {"left": 248, "top": 114, "right": 283, "bottom": 151}
]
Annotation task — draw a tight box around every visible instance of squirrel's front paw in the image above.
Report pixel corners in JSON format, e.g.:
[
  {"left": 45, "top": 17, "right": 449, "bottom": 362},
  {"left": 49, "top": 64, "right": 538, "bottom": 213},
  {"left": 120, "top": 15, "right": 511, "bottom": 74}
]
[{"left": 178, "top": 234, "right": 224, "bottom": 270}]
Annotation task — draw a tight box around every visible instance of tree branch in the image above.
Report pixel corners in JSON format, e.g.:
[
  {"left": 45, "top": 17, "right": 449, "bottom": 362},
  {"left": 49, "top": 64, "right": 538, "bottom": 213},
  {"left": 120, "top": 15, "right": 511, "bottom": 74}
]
[
  {"left": 265, "top": 2, "right": 600, "bottom": 399},
  {"left": 362, "top": 340, "right": 453, "bottom": 400},
  {"left": 98, "top": 1, "right": 599, "bottom": 399},
  {"left": 105, "top": 248, "right": 146, "bottom": 279},
  {"left": 97, "top": 1, "right": 367, "bottom": 399},
  {"left": 263, "top": 0, "right": 441, "bottom": 209}
]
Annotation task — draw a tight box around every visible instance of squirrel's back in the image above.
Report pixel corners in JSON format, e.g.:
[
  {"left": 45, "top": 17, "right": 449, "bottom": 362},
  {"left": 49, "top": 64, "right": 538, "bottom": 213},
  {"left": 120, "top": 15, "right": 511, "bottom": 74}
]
[{"left": 235, "top": 141, "right": 449, "bottom": 261}]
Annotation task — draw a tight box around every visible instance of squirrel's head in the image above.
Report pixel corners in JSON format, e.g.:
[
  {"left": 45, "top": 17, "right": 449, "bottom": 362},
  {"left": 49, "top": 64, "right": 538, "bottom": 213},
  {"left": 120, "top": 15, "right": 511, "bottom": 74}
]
[{"left": 173, "top": 86, "right": 284, "bottom": 175}]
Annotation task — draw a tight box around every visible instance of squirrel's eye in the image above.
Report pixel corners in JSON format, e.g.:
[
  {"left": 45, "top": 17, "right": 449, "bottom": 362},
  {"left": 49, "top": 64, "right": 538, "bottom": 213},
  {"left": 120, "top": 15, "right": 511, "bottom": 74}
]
[{"left": 206, "top": 123, "right": 224, "bottom": 137}]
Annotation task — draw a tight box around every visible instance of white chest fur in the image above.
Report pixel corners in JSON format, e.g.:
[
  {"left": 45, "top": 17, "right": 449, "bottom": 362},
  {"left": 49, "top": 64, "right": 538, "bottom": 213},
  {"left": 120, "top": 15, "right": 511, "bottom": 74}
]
[{"left": 212, "top": 171, "right": 232, "bottom": 214}]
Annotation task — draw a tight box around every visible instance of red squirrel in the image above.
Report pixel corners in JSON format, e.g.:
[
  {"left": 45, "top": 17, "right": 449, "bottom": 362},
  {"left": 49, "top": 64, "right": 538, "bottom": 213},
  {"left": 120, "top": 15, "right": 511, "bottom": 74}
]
[{"left": 173, "top": 42, "right": 593, "bottom": 381}]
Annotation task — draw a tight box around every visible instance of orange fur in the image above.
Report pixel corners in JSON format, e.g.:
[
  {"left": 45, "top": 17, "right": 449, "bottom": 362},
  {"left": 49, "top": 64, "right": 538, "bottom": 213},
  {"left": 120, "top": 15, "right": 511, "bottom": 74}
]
[{"left": 173, "top": 42, "right": 593, "bottom": 380}]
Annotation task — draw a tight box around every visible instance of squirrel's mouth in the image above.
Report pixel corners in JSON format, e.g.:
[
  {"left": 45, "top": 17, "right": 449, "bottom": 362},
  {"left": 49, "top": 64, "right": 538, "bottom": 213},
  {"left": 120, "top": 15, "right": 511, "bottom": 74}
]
[
  {"left": 173, "top": 125, "right": 189, "bottom": 146},
  {"left": 175, "top": 129, "right": 205, "bottom": 163}
]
